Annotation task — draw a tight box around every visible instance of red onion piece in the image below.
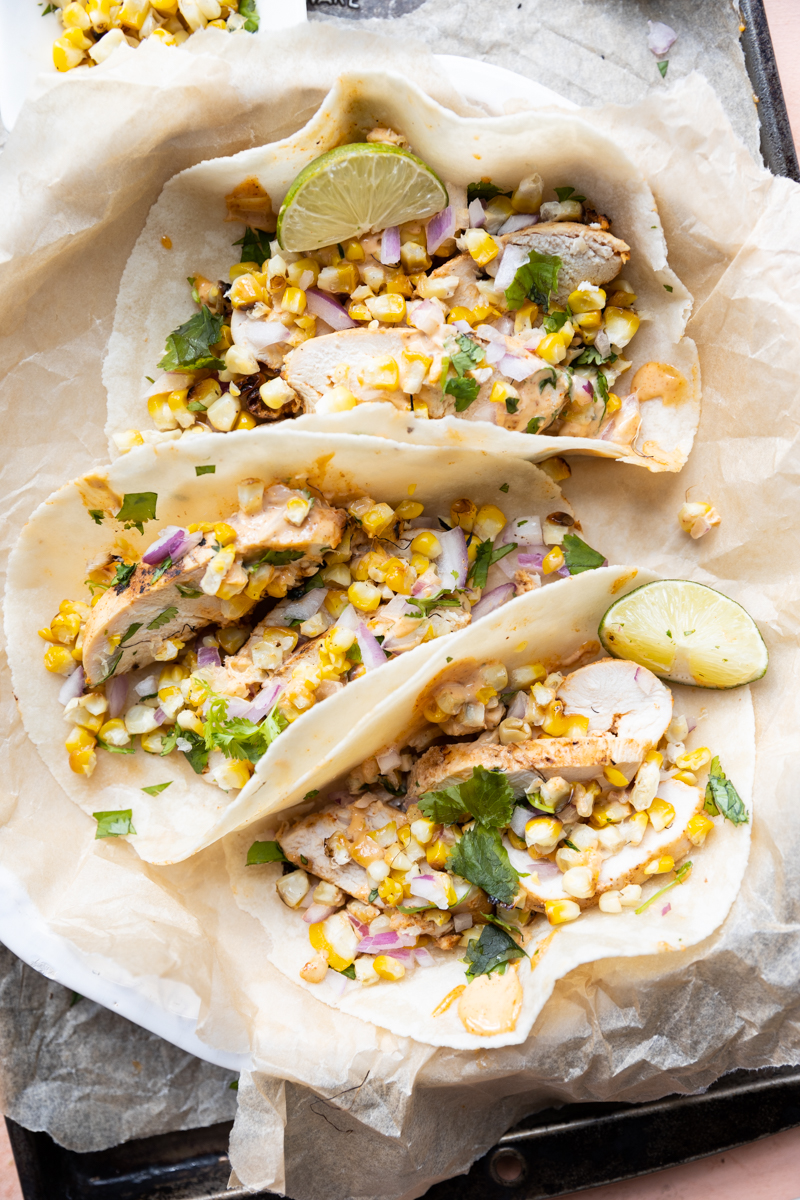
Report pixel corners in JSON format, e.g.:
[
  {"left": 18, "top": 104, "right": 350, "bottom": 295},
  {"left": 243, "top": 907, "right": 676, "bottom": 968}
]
[
  {"left": 356, "top": 621, "right": 388, "bottom": 672},
  {"left": 509, "top": 805, "right": 537, "bottom": 837},
  {"left": 507, "top": 690, "right": 528, "bottom": 721},
  {"left": 327, "top": 970, "right": 348, "bottom": 996},
  {"left": 303, "top": 903, "right": 338, "bottom": 925},
  {"left": 145, "top": 372, "right": 190, "bottom": 398},
  {"left": 143, "top": 526, "right": 202, "bottom": 566},
  {"left": 450, "top": 319, "right": 472, "bottom": 334},
  {"left": 58, "top": 665, "right": 84, "bottom": 705},
  {"left": 409, "top": 874, "right": 449, "bottom": 909},
  {"left": 467, "top": 198, "right": 486, "bottom": 228},
  {"left": 470, "top": 582, "right": 516, "bottom": 620},
  {"left": 347, "top": 913, "right": 369, "bottom": 938},
  {"left": 595, "top": 329, "right": 612, "bottom": 358},
  {"left": 426, "top": 206, "right": 455, "bottom": 255},
  {"left": 493, "top": 244, "right": 531, "bottom": 293},
  {"left": 134, "top": 673, "right": 158, "bottom": 697},
  {"left": 197, "top": 645, "right": 221, "bottom": 669},
  {"left": 484, "top": 342, "right": 506, "bottom": 366},
  {"left": 662, "top": 903, "right": 672, "bottom": 916},
  {"left": 436, "top": 526, "right": 469, "bottom": 590},
  {"left": 305, "top": 288, "right": 356, "bottom": 331},
  {"left": 499, "top": 517, "right": 543, "bottom": 548},
  {"left": 220, "top": 696, "right": 252, "bottom": 719},
  {"left": 408, "top": 299, "right": 443, "bottom": 337},
  {"left": 231, "top": 309, "right": 291, "bottom": 356},
  {"left": 384, "top": 949, "right": 416, "bottom": 967},
  {"left": 517, "top": 550, "right": 546, "bottom": 571},
  {"left": 106, "top": 673, "right": 128, "bottom": 718},
  {"left": 414, "top": 947, "right": 436, "bottom": 967},
  {"left": 499, "top": 353, "right": 539, "bottom": 382},
  {"left": 647, "top": 20, "right": 677, "bottom": 55},
  {"left": 153, "top": 707, "right": 166, "bottom": 726},
  {"left": 411, "top": 565, "right": 440, "bottom": 597},
  {"left": 376, "top": 747, "right": 402, "bottom": 773},
  {"left": 499, "top": 213, "right": 539, "bottom": 236},
  {"left": 380, "top": 225, "right": 401, "bottom": 265},
  {"left": 357, "top": 930, "right": 417, "bottom": 954},
  {"left": 244, "top": 682, "right": 283, "bottom": 722},
  {"left": 582, "top": 380, "right": 594, "bottom": 396}
]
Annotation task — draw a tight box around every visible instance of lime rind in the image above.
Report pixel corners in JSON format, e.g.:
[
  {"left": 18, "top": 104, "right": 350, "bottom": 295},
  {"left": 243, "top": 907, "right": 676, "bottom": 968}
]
[
  {"left": 598, "top": 579, "right": 768, "bottom": 689},
  {"left": 277, "top": 142, "right": 449, "bottom": 252}
]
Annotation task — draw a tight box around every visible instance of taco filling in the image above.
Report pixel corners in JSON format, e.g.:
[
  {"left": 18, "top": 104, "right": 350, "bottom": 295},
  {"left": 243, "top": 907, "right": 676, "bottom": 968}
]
[
  {"left": 262, "top": 655, "right": 747, "bottom": 1017},
  {"left": 118, "top": 134, "right": 670, "bottom": 456},
  {"left": 41, "top": 479, "right": 604, "bottom": 791}
]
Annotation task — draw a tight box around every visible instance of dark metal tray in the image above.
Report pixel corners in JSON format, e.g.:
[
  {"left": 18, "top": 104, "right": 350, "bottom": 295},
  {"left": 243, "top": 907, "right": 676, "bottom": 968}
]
[{"left": 5, "top": 2, "right": 799, "bottom": 1197}]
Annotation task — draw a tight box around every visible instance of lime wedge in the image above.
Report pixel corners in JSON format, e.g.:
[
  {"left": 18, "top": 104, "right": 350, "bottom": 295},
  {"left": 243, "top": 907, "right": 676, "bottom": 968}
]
[
  {"left": 277, "top": 143, "right": 448, "bottom": 252},
  {"left": 598, "top": 580, "right": 767, "bottom": 688}
]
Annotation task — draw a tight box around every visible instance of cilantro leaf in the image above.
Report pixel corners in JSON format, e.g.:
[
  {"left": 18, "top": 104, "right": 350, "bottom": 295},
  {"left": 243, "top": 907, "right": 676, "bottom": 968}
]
[
  {"left": 196, "top": 464, "right": 216, "bottom": 476},
  {"left": 113, "top": 561, "right": 136, "bottom": 588},
  {"left": 176, "top": 583, "right": 203, "bottom": 598},
  {"left": 704, "top": 757, "right": 748, "bottom": 825},
  {"left": 450, "top": 334, "right": 484, "bottom": 376},
  {"left": 203, "top": 696, "right": 288, "bottom": 763},
  {"left": 142, "top": 782, "right": 172, "bottom": 796},
  {"left": 657, "top": 60, "right": 669, "bottom": 78},
  {"left": 405, "top": 591, "right": 462, "bottom": 617},
  {"left": 335, "top": 964, "right": 357, "bottom": 979},
  {"left": 116, "top": 492, "right": 158, "bottom": 535},
  {"left": 526, "top": 417, "right": 543, "bottom": 434},
  {"left": 467, "top": 181, "right": 511, "bottom": 204},
  {"left": 157, "top": 306, "right": 225, "bottom": 373},
  {"left": 505, "top": 249, "right": 561, "bottom": 311},
  {"left": 595, "top": 370, "right": 609, "bottom": 407},
  {"left": 505, "top": 395, "right": 519, "bottom": 414},
  {"left": 444, "top": 376, "right": 480, "bottom": 410},
  {"left": 89, "top": 509, "right": 104, "bottom": 525},
  {"left": 96, "top": 738, "right": 135, "bottom": 755},
  {"left": 233, "top": 224, "right": 271, "bottom": 264},
  {"left": 447, "top": 824, "right": 520, "bottom": 905},
  {"left": 150, "top": 555, "right": 173, "bottom": 584},
  {"left": 635, "top": 860, "right": 693, "bottom": 914},
  {"left": 572, "top": 345, "right": 617, "bottom": 367},
  {"left": 171, "top": 729, "right": 209, "bottom": 774},
  {"left": 464, "top": 922, "right": 526, "bottom": 980},
  {"left": 94, "top": 810, "right": 136, "bottom": 839},
  {"left": 246, "top": 548, "right": 305, "bottom": 570},
  {"left": 239, "top": 0, "right": 259, "bottom": 31},
  {"left": 98, "top": 651, "right": 123, "bottom": 684},
  {"left": 467, "top": 538, "right": 517, "bottom": 588},
  {"left": 419, "top": 766, "right": 516, "bottom": 828},
  {"left": 562, "top": 533, "right": 605, "bottom": 575},
  {"left": 247, "top": 840, "right": 287, "bottom": 865},
  {"left": 147, "top": 606, "right": 178, "bottom": 631},
  {"left": 538, "top": 368, "right": 558, "bottom": 393},
  {"left": 368, "top": 888, "right": 379, "bottom": 903},
  {"left": 543, "top": 309, "right": 570, "bottom": 333},
  {"left": 554, "top": 186, "right": 586, "bottom": 203},
  {"left": 119, "top": 622, "right": 142, "bottom": 646}
]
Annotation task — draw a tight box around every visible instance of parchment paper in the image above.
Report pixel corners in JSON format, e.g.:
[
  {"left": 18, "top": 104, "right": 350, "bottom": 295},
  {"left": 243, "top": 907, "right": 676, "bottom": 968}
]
[{"left": 1, "top": 20, "right": 800, "bottom": 1200}]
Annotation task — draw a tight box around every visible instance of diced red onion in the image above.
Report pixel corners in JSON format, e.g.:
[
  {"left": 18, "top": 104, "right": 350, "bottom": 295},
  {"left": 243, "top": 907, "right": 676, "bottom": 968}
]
[
  {"left": 303, "top": 903, "right": 338, "bottom": 925},
  {"left": 414, "top": 947, "right": 436, "bottom": 967},
  {"left": 411, "top": 565, "right": 440, "bottom": 597},
  {"left": 451, "top": 319, "right": 472, "bottom": 334},
  {"left": 153, "top": 707, "right": 166, "bottom": 726},
  {"left": 299, "top": 890, "right": 316, "bottom": 909},
  {"left": 507, "top": 691, "right": 528, "bottom": 721},
  {"left": 594, "top": 329, "right": 612, "bottom": 358},
  {"left": 134, "top": 673, "right": 158, "bottom": 697},
  {"left": 494, "top": 244, "right": 531, "bottom": 293},
  {"left": 518, "top": 549, "right": 548, "bottom": 572},
  {"left": 326, "top": 969, "right": 349, "bottom": 996},
  {"left": 499, "top": 213, "right": 539, "bottom": 235},
  {"left": 409, "top": 874, "right": 449, "bottom": 910},
  {"left": 197, "top": 645, "right": 221, "bottom": 669},
  {"left": 499, "top": 353, "right": 539, "bottom": 382},
  {"left": 380, "top": 225, "right": 401, "bottom": 265},
  {"left": 347, "top": 913, "right": 369, "bottom": 938},
  {"left": 145, "top": 372, "right": 190, "bottom": 398},
  {"left": 221, "top": 696, "right": 252, "bottom": 719},
  {"left": 647, "top": 20, "right": 677, "bottom": 56},
  {"left": 356, "top": 930, "right": 417, "bottom": 954},
  {"left": 453, "top": 913, "right": 473, "bottom": 933},
  {"left": 662, "top": 903, "right": 672, "bottom": 916},
  {"left": 244, "top": 681, "right": 283, "bottom": 722},
  {"left": 499, "top": 517, "right": 543, "bottom": 548},
  {"left": 143, "top": 526, "right": 202, "bottom": 566},
  {"left": 334, "top": 603, "right": 360, "bottom": 632},
  {"left": 231, "top": 309, "right": 291, "bottom": 355},
  {"left": 408, "top": 300, "right": 444, "bottom": 337},
  {"left": 474, "top": 324, "right": 505, "bottom": 344},
  {"left": 384, "top": 949, "right": 416, "bottom": 967},
  {"left": 106, "top": 673, "right": 128, "bottom": 718},
  {"left": 379, "top": 594, "right": 413, "bottom": 622},
  {"left": 58, "top": 665, "right": 84, "bottom": 705},
  {"left": 376, "top": 748, "right": 402, "bottom": 773},
  {"left": 281, "top": 588, "right": 328, "bottom": 622},
  {"left": 527, "top": 853, "right": 561, "bottom": 878},
  {"left": 582, "top": 380, "right": 594, "bottom": 396},
  {"left": 305, "top": 288, "right": 356, "bottom": 331},
  {"left": 467, "top": 198, "right": 486, "bottom": 228},
  {"left": 470, "top": 582, "right": 516, "bottom": 620},
  {"left": 484, "top": 342, "right": 506, "bottom": 365},
  {"left": 356, "top": 621, "right": 388, "bottom": 671},
  {"left": 436, "top": 526, "right": 469, "bottom": 590},
  {"left": 493, "top": 316, "right": 515, "bottom": 336},
  {"left": 426, "top": 206, "right": 456, "bottom": 255}
]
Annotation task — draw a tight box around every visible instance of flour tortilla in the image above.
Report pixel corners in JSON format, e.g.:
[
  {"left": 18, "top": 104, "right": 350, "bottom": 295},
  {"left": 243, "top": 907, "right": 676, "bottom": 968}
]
[
  {"left": 225, "top": 566, "right": 754, "bottom": 1049},
  {"left": 105, "top": 71, "right": 699, "bottom": 471},
  {"left": 5, "top": 426, "right": 572, "bottom": 866}
]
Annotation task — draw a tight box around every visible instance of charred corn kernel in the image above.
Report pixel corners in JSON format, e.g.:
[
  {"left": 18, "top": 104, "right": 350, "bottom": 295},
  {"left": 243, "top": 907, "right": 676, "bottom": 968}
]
[
  {"left": 348, "top": 302, "right": 371, "bottom": 321},
  {"left": 410, "top": 531, "right": 441, "bottom": 558},
  {"left": 525, "top": 817, "right": 562, "bottom": 852},
  {"left": 426, "top": 839, "right": 449, "bottom": 869},
  {"left": 484, "top": 195, "right": 515, "bottom": 229},
  {"left": 463, "top": 229, "right": 500, "bottom": 266},
  {"left": 608, "top": 289, "right": 637, "bottom": 308},
  {"left": 400, "top": 242, "right": 431, "bottom": 273},
  {"left": 366, "top": 293, "right": 407, "bottom": 324},
  {"left": 383, "top": 557, "right": 415, "bottom": 594},
  {"left": 423, "top": 700, "right": 449, "bottom": 724},
  {"left": 45, "top": 646, "right": 78, "bottom": 675},
  {"left": 605, "top": 393, "right": 622, "bottom": 414},
  {"left": 65, "top": 726, "right": 96, "bottom": 754},
  {"left": 475, "top": 685, "right": 497, "bottom": 705},
  {"left": 317, "top": 264, "right": 359, "bottom": 294},
  {"left": 647, "top": 796, "right": 676, "bottom": 832},
  {"left": 542, "top": 546, "right": 565, "bottom": 575},
  {"left": 537, "top": 332, "right": 568, "bottom": 365},
  {"left": 674, "top": 770, "right": 698, "bottom": 786},
  {"left": 176, "top": 709, "right": 205, "bottom": 735},
  {"left": 410, "top": 818, "right": 435, "bottom": 845},
  {"left": 229, "top": 262, "right": 260, "bottom": 282},
  {"left": 568, "top": 285, "right": 606, "bottom": 313},
  {"left": 603, "top": 765, "right": 630, "bottom": 788},
  {"left": 675, "top": 746, "right": 711, "bottom": 771},
  {"left": 573, "top": 310, "right": 603, "bottom": 332},
  {"left": 378, "top": 877, "right": 403, "bottom": 905},
  {"left": 97, "top": 719, "right": 130, "bottom": 747},
  {"left": 347, "top": 581, "right": 381, "bottom": 612},
  {"left": 281, "top": 286, "right": 306, "bottom": 315},
  {"left": 687, "top": 812, "right": 715, "bottom": 846},
  {"left": 450, "top": 498, "right": 477, "bottom": 532},
  {"left": 645, "top": 855, "right": 675, "bottom": 876},
  {"left": 229, "top": 273, "right": 264, "bottom": 307},
  {"left": 513, "top": 299, "right": 538, "bottom": 335},
  {"left": 212, "top": 522, "right": 237, "bottom": 547},
  {"left": 474, "top": 505, "right": 507, "bottom": 541},
  {"left": 69, "top": 746, "right": 97, "bottom": 776},
  {"left": 53, "top": 36, "right": 86, "bottom": 71},
  {"left": 361, "top": 503, "right": 396, "bottom": 537},
  {"left": 545, "top": 899, "right": 581, "bottom": 925},
  {"left": 645, "top": 750, "right": 664, "bottom": 767},
  {"left": 362, "top": 357, "right": 400, "bottom": 391},
  {"left": 603, "top": 307, "right": 640, "bottom": 349},
  {"left": 374, "top": 955, "right": 405, "bottom": 981},
  {"left": 447, "top": 306, "right": 475, "bottom": 325},
  {"left": 339, "top": 238, "right": 365, "bottom": 262},
  {"left": 394, "top": 499, "right": 423, "bottom": 521},
  {"left": 410, "top": 553, "right": 430, "bottom": 576},
  {"left": 50, "top": 613, "right": 81, "bottom": 644}
]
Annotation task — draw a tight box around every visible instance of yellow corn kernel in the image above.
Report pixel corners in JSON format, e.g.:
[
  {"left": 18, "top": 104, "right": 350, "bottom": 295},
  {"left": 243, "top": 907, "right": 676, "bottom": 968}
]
[
  {"left": 321, "top": 591, "right": 349, "bottom": 621},
  {"left": 514, "top": 299, "right": 538, "bottom": 335},
  {"left": 65, "top": 726, "right": 96, "bottom": 754},
  {"left": 674, "top": 769, "right": 698, "bottom": 786},
  {"left": 607, "top": 289, "right": 637, "bottom": 308},
  {"left": 97, "top": 718, "right": 130, "bottom": 746},
  {"left": 463, "top": 229, "right": 499, "bottom": 266},
  {"left": 573, "top": 310, "right": 603, "bottom": 333},
  {"left": 644, "top": 855, "right": 675, "bottom": 876},
  {"left": 213, "top": 522, "right": 237, "bottom": 547},
  {"left": 366, "top": 294, "right": 407, "bottom": 324},
  {"left": 361, "top": 503, "right": 396, "bottom": 537},
  {"left": 603, "top": 307, "right": 640, "bottom": 349},
  {"left": 450, "top": 498, "right": 477, "bottom": 532},
  {"left": 470, "top": 301, "right": 500, "bottom": 324},
  {"left": 410, "top": 818, "right": 435, "bottom": 845},
  {"left": 383, "top": 557, "right": 415, "bottom": 595},
  {"left": 287, "top": 257, "right": 320, "bottom": 287},
  {"left": 687, "top": 812, "right": 715, "bottom": 847},
  {"left": 229, "top": 273, "right": 264, "bottom": 307},
  {"left": 537, "top": 332, "right": 568, "bottom": 365},
  {"left": 68, "top": 746, "right": 97, "bottom": 777},
  {"left": 604, "top": 765, "right": 630, "bottom": 788},
  {"left": 568, "top": 285, "right": 606, "bottom": 313},
  {"left": 423, "top": 699, "right": 448, "bottom": 724},
  {"left": 545, "top": 899, "right": 581, "bottom": 925},
  {"left": 229, "top": 262, "right": 260, "bottom": 282},
  {"left": 447, "top": 306, "right": 476, "bottom": 326},
  {"left": 62, "top": 2, "right": 92, "bottom": 29},
  {"left": 410, "top": 531, "right": 441, "bottom": 558},
  {"left": 410, "top": 553, "right": 430, "bottom": 576},
  {"left": 384, "top": 273, "right": 414, "bottom": 297},
  {"left": 347, "top": 581, "right": 382, "bottom": 612},
  {"left": 347, "top": 301, "right": 371, "bottom": 321},
  {"left": 342, "top": 239, "right": 365, "bottom": 262},
  {"left": 394, "top": 499, "right": 423, "bottom": 521},
  {"left": 645, "top": 750, "right": 664, "bottom": 767},
  {"left": 373, "top": 955, "right": 405, "bottom": 981},
  {"left": 474, "top": 504, "right": 507, "bottom": 541},
  {"left": 53, "top": 36, "right": 86, "bottom": 70},
  {"left": 508, "top": 829, "right": 527, "bottom": 851},
  {"left": 542, "top": 546, "right": 565, "bottom": 575},
  {"left": 362, "top": 357, "right": 400, "bottom": 391},
  {"left": 44, "top": 646, "right": 78, "bottom": 675},
  {"left": 675, "top": 746, "right": 712, "bottom": 772},
  {"left": 475, "top": 685, "right": 497, "bottom": 705},
  {"left": 38, "top": 628, "right": 57, "bottom": 643},
  {"left": 235, "top": 410, "right": 257, "bottom": 430},
  {"left": 484, "top": 195, "right": 515, "bottom": 226},
  {"left": 50, "top": 612, "right": 82, "bottom": 644},
  {"left": 489, "top": 380, "right": 519, "bottom": 406},
  {"left": 400, "top": 242, "right": 431, "bottom": 273},
  {"left": 149, "top": 25, "right": 177, "bottom": 43},
  {"left": 605, "top": 393, "right": 622, "bottom": 414},
  {"left": 378, "top": 877, "right": 404, "bottom": 906},
  {"left": 647, "top": 796, "right": 676, "bottom": 832},
  {"left": 426, "top": 839, "right": 449, "bottom": 869},
  {"left": 281, "top": 286, "right": 307, "bottom": 315}
]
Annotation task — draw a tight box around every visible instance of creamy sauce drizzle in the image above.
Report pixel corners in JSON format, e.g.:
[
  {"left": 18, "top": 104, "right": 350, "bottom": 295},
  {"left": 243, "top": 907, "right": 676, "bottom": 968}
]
[
  {"left": 458, "top": 964, "right": 523, "bottom": 1035},
  {"left": 632, "top": 362, "right": 689, "bottom": 407}
]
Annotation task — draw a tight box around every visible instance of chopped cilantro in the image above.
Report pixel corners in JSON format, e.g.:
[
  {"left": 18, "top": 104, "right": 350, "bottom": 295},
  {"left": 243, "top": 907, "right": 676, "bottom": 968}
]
[
  {"left": 113, "top": 561, "right": 137, "bottom": 588},
  {"left": 304, "top": 789, "right": 319, "bottom": 800},
  {"left": 657, "top": 60, "right": 669, "bottom": 78},
  {"left": 444, "top": 376, "right": 480, "bottom": 410},
  {"left": 572, "top": 345, "right": 617, "bottom": 367},
  {"left": 142, "top": 782, "right": 172, "bottom": 796},
  {"left": 664, "top": 283, "right": 674, "bottom": 292},
  {"left": 554, "top": 185, "right": 586, "bottom": 203},
  {"left": 369, "top": 888, "right": 379, "bottom": 903},
  {"left": 147, "top": 606, "right": 178, "bottom": 630},
  {"left": 116, "top": 492, "right": 158, "bottom": 535},
  {"left": 466, "top": 181, "right": 511, "bottom": 203},
  {"left": 300, "top": 855, "right": 308, "bottom": 865},
  {"left": 450, "top": 333, "right": 484, "bottom": 375},
  {"left": 196, "top": 465, "right": 216, "bottom": 476},
  {"left": 446, "top": 656, "right": 453, "bottom": 663},
  {"left": 405, "top": 591, "right": 461, "bottom": 617},
  {"left": 595, "top": 370, "right": 609, "bottom": 407},
  {"left": 419, "top": 765, "right": 516, "bottom": 828},
  {"left": 96, "top": 738, "right": 135, "bottom": 755},
  {"left": 526, "top": 417, "right": 543, "bottom": 434},
  {"left": 118, "top": 623, "right": 142, "bottom": 646},
  {"left": 499, "top": 483, "right": 509, "bottom": 493},
  {"left": 203, "top": 692, "right": 288, "bottom": 763},
  {"left": 233, "top": 225, "right": 271, "bottom": 265},
  {"left": 158, "top": 306, "right": 225, "bottom": 373},
  {"left": 543, "top": 309, "right": 570, "bottom": 333},
  {"left": 94, "top": 810, "right": 136, "bottom": 839},
  {"left": 448, "top": 824, "right": 520, "bottom": 905},
  {"left": 41, "top": 3, "right": 57, "bottom": 13},
  {"left": 562, "top": 533, "right": 605, "bottom": 574},
  {"left": 246, "top": 840, "right": 287, "bottom": 865},
  {"left": 239, "top": 0, "right": 259, "bottom": 33},
  {"left": 468, "top": 538, "right": 517, "bottom": 589},
  {"left": 88, "top": 509, "right": 104, "bottom": 525},
  {"left": 187, "top": 400, "right": 207, "bottom": 413},
  {"left": 442, "top": 334, "right": 484, "bottom": 411},
  {"left": 335, "top": 964, "right": 357, "bottom": 980},
  {"left": 163, "top": 728, "right": 208, "bottom": 774},
  {"left": 229, "top": 1080, "right": 239, "bottom": 1091},
  {"left": 704, "top": 757, "right": 748, "bottom": 824},
  {"left": 506, "top": 249, "right": 561, "bottom": 311},
  {"left": 538, "top": 368, "right": 558, "bottom": 392},
  {"left": 176, "top": 583, "right": 203, "bottom": 598},
  {"left": 464, "top": 922, "right": 526, "bottom": 980},
  {"left": 150, "top": 556, "right": 173, "bottom": 584},
  {"left": 246, "top": 548, "right": 305, "bottom": 570}
]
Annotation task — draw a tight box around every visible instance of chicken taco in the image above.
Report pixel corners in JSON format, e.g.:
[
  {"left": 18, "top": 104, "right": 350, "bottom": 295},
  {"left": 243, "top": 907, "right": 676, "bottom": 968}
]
[
  {"left": 5, "top": 427, "right": 607, "bottom": 865},
  {"left": 106, "top": 71, "right": 699, "bottom": 472},
  {"left": 226, "top": 567, "right": 760, "bottom": 1049}
]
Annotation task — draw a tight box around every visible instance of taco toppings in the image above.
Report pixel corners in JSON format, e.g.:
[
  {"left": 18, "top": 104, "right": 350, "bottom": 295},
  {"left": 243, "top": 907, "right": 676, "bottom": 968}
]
[{"left": 261, "top": 654, "right": 747, "bottom": 1024}]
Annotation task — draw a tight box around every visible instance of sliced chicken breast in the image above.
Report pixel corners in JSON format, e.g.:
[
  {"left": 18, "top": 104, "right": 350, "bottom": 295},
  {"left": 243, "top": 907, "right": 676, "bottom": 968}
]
[
  {"left": 504, "top": 223, "right": 630, "bottom": 302},
  {"left": 557, "top": 658, "right": 672, "bottom": 746}
]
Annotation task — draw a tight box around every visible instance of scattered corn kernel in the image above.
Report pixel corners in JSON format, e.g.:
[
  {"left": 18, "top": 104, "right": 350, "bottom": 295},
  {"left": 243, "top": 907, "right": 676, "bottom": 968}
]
[
  {"left": 687, "top": 812, "right": 715, "bottom": 846},
  {"left": 647, "top": 796, "right": 676, "bottom": 832},
  {"left": 675, "top": 746, "right": 712, "bottom": 771},
  {"left": 644, "top": 855, "right": 675, "bottom": 876},
  {"left": 545, "top": 899, "right": 581, "bottom": 925},
  {"left": 373, "top": 955, "right": 405, "bottom": 981}
]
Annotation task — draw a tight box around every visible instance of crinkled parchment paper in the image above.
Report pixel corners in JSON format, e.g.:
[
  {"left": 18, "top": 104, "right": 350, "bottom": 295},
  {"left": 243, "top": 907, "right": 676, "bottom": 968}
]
[{"left": 1, "top": 19, "right": 800, "bottom": 1200}]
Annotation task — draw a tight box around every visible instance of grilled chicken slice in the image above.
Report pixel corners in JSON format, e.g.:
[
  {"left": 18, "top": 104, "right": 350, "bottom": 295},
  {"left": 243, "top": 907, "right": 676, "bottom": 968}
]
[
  {"left": 407, "top": 735, "right": 650, "bottom": 798},
  {"left": 557, "top": 659, "right": 672, "bottom": 746},
  {"left": 507, "top": 778, "right": 703, "bottom": 911},
  {"left": 428, "top": 253, "right": 483, "bottom": 310},
  {"left": 228, "top": 484, "right": 346, "bottom": 557},
  {"left": 279, "top": 799, "right": 408, "bottom": 903},
  {"left": 82, "top": 542, "right": 231, "bottom": 686}
]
